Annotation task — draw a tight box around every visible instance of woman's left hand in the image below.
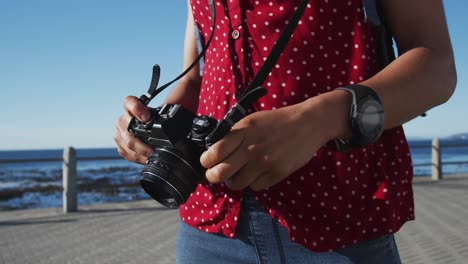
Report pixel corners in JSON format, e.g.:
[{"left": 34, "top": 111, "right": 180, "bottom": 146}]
[{"left": 200, "top": 94, "right": 344, "bottom": 191}]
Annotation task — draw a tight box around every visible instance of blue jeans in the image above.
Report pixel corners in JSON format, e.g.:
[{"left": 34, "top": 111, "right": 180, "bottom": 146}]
[{"left": 176, "top": 191, "right": 401, "bottom": 264}]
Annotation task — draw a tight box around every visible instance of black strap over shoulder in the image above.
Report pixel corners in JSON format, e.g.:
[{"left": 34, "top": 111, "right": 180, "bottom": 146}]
[
  {"left": 243, "top": 0, "right": 309, "bottom": 96},
  {"left": 362, "top": 0, "right": 396, "bottom": 69},
  {"left": 205, "top": 0, "right": 309, "bottom": 145},
  {"left": 141, "top": 0, "right": 308, "bottom": 106},
  {"left": 137, "top": 0, "right": 310, "bottom": 145}
]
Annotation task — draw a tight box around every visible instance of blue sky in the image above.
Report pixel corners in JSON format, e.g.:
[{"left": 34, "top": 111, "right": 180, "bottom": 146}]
[{"left": 0, "top": 1, "right": 467, "bottom": 150}]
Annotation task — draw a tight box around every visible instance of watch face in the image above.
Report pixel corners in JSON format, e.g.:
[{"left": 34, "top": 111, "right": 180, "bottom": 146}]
[{"left": 357, "top": 99, "right": 384, "bottom": 139}]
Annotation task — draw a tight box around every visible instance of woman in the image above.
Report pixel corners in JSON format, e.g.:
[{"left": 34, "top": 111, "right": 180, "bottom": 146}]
[{"left": 114, "top": 0, "right": 456, "bottom": 263}]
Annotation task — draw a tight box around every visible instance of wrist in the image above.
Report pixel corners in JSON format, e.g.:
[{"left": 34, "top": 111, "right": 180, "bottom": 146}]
[
  {"left": 333, "top": 84, "right": 385, "bottom": 152},
  {"left": 301, "top": 90, "right": 353, "bottom": 142}
]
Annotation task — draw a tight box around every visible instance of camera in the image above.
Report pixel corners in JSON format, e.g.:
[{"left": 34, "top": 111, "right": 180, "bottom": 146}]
[
  {"left": 128, "top": 104, "right": 218, "bottom": 208},
  {"left": 127, "top": 64, "right": 266, "bottom": 209}
]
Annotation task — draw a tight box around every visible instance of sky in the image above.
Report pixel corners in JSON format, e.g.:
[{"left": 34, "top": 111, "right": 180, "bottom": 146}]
[{"left": 0, "top": 1, "right": 467, "bottom": 150}]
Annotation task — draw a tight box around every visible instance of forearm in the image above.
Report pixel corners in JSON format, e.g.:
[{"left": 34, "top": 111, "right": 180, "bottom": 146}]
[
  {"left": 299, "top": 46, "right": 456, "bottom": 143},
  {"left": 370, "top": 0, "right": 457, "bottom": 129},
  {"left": 163, "top": 77, "right": 201, "bottom": 113},
  {"left": 301, "top": 0, "right": 457, "bottom": 142},
  {"left": 361, "top": 46, "right": 456, "bottom": 129}
]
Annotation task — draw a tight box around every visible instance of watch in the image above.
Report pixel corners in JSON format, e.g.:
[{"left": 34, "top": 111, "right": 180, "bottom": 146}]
[{"left": 335, "top": 84, "right": 385, "bottom": 152}]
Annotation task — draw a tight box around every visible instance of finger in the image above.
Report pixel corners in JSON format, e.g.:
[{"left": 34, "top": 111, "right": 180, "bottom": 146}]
[
  {"left": 117, "top": 124, "right": 153, "bottom": 156},
  {"left": 224, "top": 169, "right": 258, "bottom": 191},
  {"left": 116, "top": 110, "right": 153, "bottom": 154},
  {"left": 114, "top": 123, "right": 152, "bottom": 165},
  {"left": 205, "top": 144, "right": 249, "bottom": 184},
  {"left": 127, "top": 149, "right": 149, "bottom": 165},
  {"left": 115, "top": 137, "right": 149, "bottom": 165},
  {"left": 114, "top": 138, "right": 147, "bottom": 165},
  {"left": 116, "top": 111, "right": 133, "bottom": 133},
  {"left": 230, "top": 146, "right": 283, "bottom": 191},
  {"left": 123, "top": 96, "right": 151, "bottom": 122},
  {"left": 200, "top": 129, "right": 245, "bottom": 169},
  {"left": 249, "top": 171, "right": 277, "bottom": 191},
  {"left": 224, "top": 158, "right": 270, "bottom": 191}
]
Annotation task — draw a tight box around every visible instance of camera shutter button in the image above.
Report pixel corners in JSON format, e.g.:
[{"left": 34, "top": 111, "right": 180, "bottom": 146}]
[{"left": 231, "top": 30, "right": 240, "bottom": 40}]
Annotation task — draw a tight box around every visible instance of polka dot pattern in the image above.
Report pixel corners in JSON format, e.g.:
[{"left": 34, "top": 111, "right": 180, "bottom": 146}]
[{"left": 181, "top": 0, "right": 414, "bottom": 252}]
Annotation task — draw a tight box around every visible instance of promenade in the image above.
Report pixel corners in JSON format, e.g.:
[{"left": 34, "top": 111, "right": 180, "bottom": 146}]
[{"left": 1, "top": 177, "right": 468, "bottom": 264}]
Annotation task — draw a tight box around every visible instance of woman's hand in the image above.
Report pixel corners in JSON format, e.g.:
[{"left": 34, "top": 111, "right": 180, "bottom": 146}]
[
  {"left": 114, "top": 96, "right": 154, "bottom": 164},
  {"left": 200, "top": 92, "right": 351, "bottom": 191}
]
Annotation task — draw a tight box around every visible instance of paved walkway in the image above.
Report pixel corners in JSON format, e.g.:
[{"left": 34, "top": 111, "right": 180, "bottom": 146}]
[{"left": 1, "top": 177, "right": 468, "bottom": 264}]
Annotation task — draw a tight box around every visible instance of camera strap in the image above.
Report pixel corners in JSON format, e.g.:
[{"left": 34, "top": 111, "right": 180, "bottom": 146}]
[
  {"left": 137, "top": 0, "right": 309, "bottom": 145},
  {"left": 139, "top": 0, "right": 217, "bottom": 105},
  {"left": 141, "top": 0, "right": 308, "bottom": 105},
  {"left": 205, "top": 0, "right": 309, "bottom": 145},
  {"left": 241, "top": 0, "right": 309, "bottom": 97}
]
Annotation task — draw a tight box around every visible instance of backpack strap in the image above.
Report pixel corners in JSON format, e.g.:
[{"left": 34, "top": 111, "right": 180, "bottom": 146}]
[
  {"left": 362, "top": 0, "right": 382, "bottom": 27},
  {"left": 362, "top": 0, "right": 396, "bottom": 69}
]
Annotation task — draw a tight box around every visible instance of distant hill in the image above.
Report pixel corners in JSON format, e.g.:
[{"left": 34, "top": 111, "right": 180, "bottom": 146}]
[
  {"left": 406, "top": 136, "right": 430, "bottom": 141},
  {"left": 445, "top": 132, "right": 468, "bottom": 141},
  {"left": 406, "top": 132, "right": 468, "bottom": 142}
]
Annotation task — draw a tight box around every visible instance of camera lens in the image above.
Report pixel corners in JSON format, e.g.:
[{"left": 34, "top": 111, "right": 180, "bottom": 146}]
[{"left": 139, "top": 148, "right": 203, "bottom": 208}]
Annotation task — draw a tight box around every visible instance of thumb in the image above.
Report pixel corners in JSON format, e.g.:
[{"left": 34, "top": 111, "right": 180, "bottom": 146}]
[{"left": 124, "top": 96, "right": 151, "bottom": 122}]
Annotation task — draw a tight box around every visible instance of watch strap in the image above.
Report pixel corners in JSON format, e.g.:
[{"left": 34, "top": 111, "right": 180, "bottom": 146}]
[
  {"left": 335, "top": 84, "right": 383, "bottom": 152},
  {"left": 337, "top": 84, "right": 382, "bottom": 106}
]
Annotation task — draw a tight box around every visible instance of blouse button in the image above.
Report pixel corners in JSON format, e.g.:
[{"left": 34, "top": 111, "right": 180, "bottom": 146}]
[{"left": 231, "top": 30, "right": 240, "bottom": 40}]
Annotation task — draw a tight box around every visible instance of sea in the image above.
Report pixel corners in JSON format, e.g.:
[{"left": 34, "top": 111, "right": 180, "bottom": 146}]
[{"left": 1, "top": 138, "right": 468, "bottom": 210}]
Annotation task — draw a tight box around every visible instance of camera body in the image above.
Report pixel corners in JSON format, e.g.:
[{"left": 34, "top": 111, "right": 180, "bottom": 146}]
[
  {"left": 127, "top": 62, "right": 265, "bottom": 209},
  {"left": 129, "top": 104, "right": 217, "bottom": 208}
]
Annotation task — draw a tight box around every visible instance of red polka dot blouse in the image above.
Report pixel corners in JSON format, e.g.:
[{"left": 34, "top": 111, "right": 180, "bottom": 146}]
[{"left": 181, "top": 0, "right": 414, "bottom": 252}]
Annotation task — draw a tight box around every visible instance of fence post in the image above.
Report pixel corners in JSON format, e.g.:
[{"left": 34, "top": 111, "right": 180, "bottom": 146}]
[
  {"left": 63, "top": 146, "right": 77, "bottom": 213},
  {"left": 432, "top": 138, "right": 442, "bottom": 180}
]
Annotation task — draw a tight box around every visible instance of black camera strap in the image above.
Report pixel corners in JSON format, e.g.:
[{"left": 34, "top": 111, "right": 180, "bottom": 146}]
[
  {"left": 141, "top": 0, "right": 307, "bottom": 104},
  {"left": 205, "top": 0, "right": 309, "bottom": 145},
  {"left": 241, "top": 0, "right": 309, "bottom": 97},
  {"left": 137, "top": 0, "right": 309, "bottom": 145},
  {"left": 139, "top": 0, "right": 216, "bottom": 105}
]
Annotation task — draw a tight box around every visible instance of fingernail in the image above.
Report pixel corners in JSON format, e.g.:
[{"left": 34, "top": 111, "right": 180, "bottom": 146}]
[
  {"left": 200, "top": 151, "right": 207, "bottom": 161},
  {"left": 140, "top": 112, "right": 150, "bottom": 122},
  {"left": 205, "top": 168, "right": 218, "bottom": 183},
  {"left": 204, "top": 168, "right": 212, "bottom": 181}
]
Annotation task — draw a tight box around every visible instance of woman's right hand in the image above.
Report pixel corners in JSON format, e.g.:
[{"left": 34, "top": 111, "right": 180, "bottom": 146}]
[{"left": 114, "top": 96, "right": 154, "bottom": 164}]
